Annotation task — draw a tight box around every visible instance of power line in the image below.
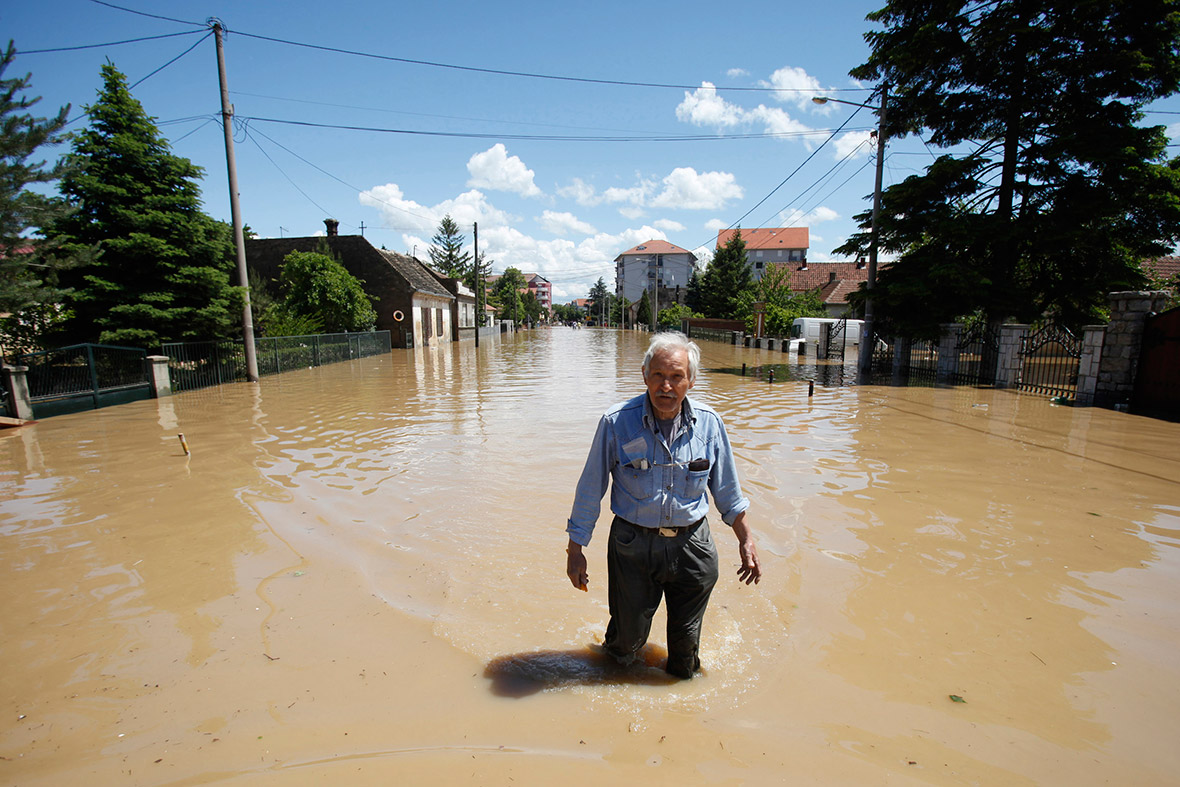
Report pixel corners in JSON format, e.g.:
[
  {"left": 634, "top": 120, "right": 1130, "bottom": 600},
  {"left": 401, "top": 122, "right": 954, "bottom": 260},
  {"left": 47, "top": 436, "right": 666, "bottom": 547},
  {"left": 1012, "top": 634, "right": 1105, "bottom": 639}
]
[
  {"left": 691, "top": 105, "right": 869, "bottom": 252},
  {"left": 229, "top": 89, "right": 703, "bottom": 137},
  {"left": 18, "top": 30, "right": 205, "bottom": 54},
  {"left": 237, "top": 114, "right": 854, "bottom": 143},
  {"left": 230, "top": 29, "right": 871, "bottom": 96},
  {"left": 241, "top": 122, "right": 439, "bottom": 227},
  {"left": 128, "top": 30, "right": 212, "bottom": 90},
  {"left": 86, "top": 0, "right": 205, "bottom": 27}
]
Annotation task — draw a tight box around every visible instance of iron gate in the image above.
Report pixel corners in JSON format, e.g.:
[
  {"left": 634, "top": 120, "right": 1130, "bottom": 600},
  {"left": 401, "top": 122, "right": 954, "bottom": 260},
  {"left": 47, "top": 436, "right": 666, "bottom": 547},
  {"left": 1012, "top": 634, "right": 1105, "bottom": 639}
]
[
  {"left": 825, "top": 317, "right": 848, "bottom": 362},
  {"left": 1017, "top": 324, "right": 1082, "bottom": 399},
  {"left": 953, "top": 323, "right": 1000, "bottom": 386}
]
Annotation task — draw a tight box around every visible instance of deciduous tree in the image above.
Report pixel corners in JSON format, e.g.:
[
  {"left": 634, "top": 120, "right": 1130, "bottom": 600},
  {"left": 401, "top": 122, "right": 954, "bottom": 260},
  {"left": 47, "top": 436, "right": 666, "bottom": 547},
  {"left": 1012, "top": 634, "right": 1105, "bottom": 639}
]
[
  {"left": 279, "top": 247, "right": 376, "bottom": 333},
  {"left": 838, "top": 0, "right": 1180, "bottom": 334}
]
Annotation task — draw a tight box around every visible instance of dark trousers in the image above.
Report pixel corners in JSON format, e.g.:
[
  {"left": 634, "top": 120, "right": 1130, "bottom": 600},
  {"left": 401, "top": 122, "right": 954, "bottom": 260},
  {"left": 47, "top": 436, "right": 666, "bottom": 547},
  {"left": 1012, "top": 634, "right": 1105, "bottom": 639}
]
[{"left": 603, "top": 515, "right": 720, "bottom": 679}]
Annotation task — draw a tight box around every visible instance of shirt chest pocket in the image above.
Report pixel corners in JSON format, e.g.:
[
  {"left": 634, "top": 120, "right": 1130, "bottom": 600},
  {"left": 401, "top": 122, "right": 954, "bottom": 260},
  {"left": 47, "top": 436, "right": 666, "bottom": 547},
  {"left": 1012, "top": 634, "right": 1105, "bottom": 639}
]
[{"left": 680, "top": 466, "right": 710, "bottom": 498}]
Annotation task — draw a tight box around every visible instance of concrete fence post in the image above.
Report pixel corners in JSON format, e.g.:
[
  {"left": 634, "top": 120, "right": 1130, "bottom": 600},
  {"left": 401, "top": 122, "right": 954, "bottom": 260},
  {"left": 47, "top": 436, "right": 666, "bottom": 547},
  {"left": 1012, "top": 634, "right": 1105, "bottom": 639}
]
[
  {"left": 147, "top": 356, "right": 173, "bottom": 398},
  {"left": 1075, "top": 326, "right": 1106, "bottom": 406},
  {"left": 994, "top": 324, "right": 1029, "bottom": 389},
  {"left": 891, "top": 336, "right": 911, "bottom": 386},
  {"left": 936, "top": 323, "right": 961, "bottom": 382},
  {"left": 2, "top": 365, "right": 34, "bottom": 421}
]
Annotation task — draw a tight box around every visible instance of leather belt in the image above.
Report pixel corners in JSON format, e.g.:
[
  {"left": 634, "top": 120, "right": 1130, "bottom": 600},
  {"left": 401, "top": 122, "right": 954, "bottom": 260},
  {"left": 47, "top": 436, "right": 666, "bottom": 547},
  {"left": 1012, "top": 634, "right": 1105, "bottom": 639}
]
[{"left": 616, "top": 515, "right": 705, "bottom": 537}]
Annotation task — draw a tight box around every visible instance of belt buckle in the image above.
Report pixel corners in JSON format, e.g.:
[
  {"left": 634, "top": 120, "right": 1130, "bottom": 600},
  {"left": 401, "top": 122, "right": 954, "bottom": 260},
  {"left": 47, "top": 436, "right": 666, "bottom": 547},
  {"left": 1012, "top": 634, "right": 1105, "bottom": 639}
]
[{"left": 658, "top": 526, "right": 679, "bottom": 537}]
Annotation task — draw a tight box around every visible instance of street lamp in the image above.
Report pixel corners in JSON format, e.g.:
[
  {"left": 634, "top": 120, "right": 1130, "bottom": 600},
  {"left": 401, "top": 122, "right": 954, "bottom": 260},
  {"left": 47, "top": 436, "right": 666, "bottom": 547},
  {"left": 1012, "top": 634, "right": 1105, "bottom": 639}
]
[{"left": 813, "top": 86, "right": 888, "bottom": 382}]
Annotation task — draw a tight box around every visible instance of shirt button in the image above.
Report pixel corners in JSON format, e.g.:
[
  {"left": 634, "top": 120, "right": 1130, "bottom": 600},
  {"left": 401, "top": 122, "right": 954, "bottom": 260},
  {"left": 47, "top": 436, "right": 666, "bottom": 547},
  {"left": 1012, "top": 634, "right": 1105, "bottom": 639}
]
[{"left": 667, "top": 485, "right": 673, "bottom": 490}]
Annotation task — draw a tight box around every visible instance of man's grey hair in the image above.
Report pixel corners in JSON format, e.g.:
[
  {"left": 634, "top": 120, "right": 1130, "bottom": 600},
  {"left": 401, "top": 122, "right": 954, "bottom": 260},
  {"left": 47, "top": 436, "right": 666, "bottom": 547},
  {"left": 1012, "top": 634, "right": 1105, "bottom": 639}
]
[{"left": 643, "top": 331, "right": 701, "bottom": 383}]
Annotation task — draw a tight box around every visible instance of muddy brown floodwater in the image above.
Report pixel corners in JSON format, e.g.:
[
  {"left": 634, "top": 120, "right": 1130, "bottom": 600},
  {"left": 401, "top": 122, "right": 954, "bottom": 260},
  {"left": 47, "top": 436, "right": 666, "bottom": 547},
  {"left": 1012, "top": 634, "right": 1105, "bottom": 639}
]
[{"left": 2, "top": 328, "right": 1178, "bottom": 785}]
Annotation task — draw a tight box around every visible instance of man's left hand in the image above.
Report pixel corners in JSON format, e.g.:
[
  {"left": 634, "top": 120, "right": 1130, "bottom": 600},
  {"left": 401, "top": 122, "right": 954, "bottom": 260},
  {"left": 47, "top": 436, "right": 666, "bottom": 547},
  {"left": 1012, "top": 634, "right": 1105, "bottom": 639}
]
[{"left": 730, "top": 511, "right": 761, "bottom": 585}]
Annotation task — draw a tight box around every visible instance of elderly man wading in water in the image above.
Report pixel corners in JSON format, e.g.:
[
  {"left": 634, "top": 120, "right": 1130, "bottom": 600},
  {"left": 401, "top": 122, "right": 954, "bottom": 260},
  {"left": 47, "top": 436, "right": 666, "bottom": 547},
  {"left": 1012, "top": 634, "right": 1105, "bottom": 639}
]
[{"left": 565, "top": 331, "right": 761, "bottom": 679}]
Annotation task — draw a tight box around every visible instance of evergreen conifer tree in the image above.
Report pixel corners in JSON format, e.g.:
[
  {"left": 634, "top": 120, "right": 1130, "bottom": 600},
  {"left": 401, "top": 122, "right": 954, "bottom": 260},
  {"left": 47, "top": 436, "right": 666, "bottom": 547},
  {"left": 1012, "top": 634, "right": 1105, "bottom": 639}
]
[
  {"left": 427, "top": 214, "right": 472, "bottom": 278},
  {"left": 701, "top": 230, "right": 752, "bottom": 318},
  {"left": 0, "top": 42, "right": 90, "bottom": 353},
  {"left": 51, "top": 64, "right": 241, "bottom": 347}
]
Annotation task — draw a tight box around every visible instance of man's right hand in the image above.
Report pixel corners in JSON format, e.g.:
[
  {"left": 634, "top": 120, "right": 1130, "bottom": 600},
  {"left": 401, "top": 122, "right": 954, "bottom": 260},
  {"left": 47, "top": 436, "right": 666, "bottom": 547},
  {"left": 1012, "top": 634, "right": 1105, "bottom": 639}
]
[{"left": 566, "top": 540, "right": 589, "bottom": 591}]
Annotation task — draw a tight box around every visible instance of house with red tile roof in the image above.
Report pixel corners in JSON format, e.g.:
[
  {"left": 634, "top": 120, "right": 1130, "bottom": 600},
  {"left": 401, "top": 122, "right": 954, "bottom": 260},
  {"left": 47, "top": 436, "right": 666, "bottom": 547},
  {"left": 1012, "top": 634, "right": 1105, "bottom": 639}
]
[
  {"left": 614, "top": 239, "right": 697, "bottom": 307},
  {"left": 1144, "top": 256, "right": 1180, "bottom": 288},
  {"left": 770, "top": 259, "right": 871, "bottom": 318},
  {"left": 716, "top": 227, "right": 808, "bottom": 281}
]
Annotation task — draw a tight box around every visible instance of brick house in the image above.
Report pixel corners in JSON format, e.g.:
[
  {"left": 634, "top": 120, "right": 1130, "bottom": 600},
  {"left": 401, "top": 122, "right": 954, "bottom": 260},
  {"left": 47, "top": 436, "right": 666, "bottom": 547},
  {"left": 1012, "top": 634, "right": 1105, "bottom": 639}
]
[{"left": 245, "top": 220, "right": 454, "bottom": 348}]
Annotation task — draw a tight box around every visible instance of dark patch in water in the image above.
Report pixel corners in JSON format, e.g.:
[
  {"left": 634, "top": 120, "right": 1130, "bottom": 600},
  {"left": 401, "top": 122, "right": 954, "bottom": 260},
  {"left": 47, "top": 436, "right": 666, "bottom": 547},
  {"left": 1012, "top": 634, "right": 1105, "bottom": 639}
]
[{"left": 484, "top": 644, "right": 685, "bottom": 697}]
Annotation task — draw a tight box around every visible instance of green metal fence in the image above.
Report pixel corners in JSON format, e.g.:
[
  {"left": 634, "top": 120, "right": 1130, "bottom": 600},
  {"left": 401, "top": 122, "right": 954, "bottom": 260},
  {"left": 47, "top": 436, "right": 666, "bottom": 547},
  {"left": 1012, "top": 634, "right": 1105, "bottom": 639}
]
[
  {"left": 15, "top": 343, "right": 152, "bottom": 418},
  {"left": 161, "top": 330, "right": 392, "bottom": 393}
]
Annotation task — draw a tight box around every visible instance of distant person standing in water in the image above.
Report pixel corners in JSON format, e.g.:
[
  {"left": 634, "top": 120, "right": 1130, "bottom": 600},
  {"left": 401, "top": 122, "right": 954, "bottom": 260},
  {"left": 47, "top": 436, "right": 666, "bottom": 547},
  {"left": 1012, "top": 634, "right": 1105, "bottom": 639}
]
[{"left": 565, "top": 331, "right": 761, "bottom": 679}]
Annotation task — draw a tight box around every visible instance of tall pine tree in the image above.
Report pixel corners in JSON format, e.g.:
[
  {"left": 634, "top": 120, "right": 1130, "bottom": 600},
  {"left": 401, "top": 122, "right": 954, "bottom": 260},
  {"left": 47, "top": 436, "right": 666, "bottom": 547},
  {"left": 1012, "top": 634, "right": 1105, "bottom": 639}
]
[
  {"left": 427, "top": 214, "right": 472, "bottom": 278},
  {"left": 701, "top": 229, "right": 751, "bottom": 318},
  {"left": 51, "top": 64, "right": 241, "bottom": 347},
  {"left": 0, "top": 42, "right": 90, "bottom": 354}
]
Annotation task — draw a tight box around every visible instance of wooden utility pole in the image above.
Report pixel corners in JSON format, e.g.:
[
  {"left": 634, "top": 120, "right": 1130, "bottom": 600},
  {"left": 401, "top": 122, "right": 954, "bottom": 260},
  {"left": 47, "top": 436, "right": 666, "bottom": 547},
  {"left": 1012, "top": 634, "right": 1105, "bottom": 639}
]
[
  {"left": 473, "top": 222, "right": 480, "bottom": 347},
  {"left": 211, "top": 19, "right": 259, "bottom": 382}
]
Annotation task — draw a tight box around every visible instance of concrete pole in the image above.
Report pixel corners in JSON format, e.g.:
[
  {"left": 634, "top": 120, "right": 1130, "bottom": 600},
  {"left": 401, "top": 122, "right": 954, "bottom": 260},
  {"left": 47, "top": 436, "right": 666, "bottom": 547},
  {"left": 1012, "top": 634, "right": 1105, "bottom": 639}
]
[
  {"left": 858, "top": 85, "right": 888, "bottom": 383},
  {"left": 211, "top": 19, "right": 259, "bottom": 383}
]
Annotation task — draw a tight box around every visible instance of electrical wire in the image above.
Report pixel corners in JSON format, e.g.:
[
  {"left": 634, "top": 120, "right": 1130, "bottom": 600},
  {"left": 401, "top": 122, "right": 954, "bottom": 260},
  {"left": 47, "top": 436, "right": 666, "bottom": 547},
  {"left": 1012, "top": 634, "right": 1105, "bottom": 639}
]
[
  {"left": 689, "top": 105, "right": 868, "bottom": 252},
  {"left": 230, "top": 29, "right": 870, "bottom": 96},
  {"left": 18, "top": 30, "right": 205, "bottom": 54},
  {"left": 229, "top": 89, "right": 701, "bottom": 137},
  {"left": 242, "top": 120, "right": 341, "bottom": 223},
  {"left": 128, "top": 30, "right": 212, "bottom": 90},
  {"left": 237, "top": 114, "right": 854, "bottom": 143},
  {"left": 241, "top": 122, "right": 438, "bottom": 227},
  {"left": 86, "top": 0, "right": 205, "bottom": 27}
]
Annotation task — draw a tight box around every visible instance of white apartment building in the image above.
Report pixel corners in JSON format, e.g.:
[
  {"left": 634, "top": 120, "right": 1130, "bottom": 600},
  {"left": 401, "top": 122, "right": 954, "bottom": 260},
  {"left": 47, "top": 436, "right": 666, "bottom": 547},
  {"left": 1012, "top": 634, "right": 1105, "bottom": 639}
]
[{"left": 614, "top": 239, "right": 697, "bottom": 307}]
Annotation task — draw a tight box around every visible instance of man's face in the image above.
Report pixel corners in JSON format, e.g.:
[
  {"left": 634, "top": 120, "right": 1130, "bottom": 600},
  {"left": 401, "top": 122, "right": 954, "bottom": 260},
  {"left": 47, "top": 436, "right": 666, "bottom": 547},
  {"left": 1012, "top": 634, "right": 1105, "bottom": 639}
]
[{"left": 644, "top": 348, "right": 694, "bottom": 420}]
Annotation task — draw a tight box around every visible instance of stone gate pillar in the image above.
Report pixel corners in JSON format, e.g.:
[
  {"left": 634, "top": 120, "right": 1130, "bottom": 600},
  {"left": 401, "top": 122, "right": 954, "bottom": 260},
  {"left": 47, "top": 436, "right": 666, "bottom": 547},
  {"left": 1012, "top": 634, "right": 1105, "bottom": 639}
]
[
  {"left": 993, "top": 325, "right": 1029, "bottom": 389},
  {"left": 1093, "top": 291, "right": 1173, "bottom": 409}
]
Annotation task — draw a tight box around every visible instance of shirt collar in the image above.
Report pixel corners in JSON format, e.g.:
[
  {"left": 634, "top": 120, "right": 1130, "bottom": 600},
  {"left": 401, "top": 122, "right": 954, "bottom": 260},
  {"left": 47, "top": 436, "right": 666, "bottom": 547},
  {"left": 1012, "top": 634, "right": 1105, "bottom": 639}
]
[{"left": 642, "top": 394, "right": 696, "bottom": 430}]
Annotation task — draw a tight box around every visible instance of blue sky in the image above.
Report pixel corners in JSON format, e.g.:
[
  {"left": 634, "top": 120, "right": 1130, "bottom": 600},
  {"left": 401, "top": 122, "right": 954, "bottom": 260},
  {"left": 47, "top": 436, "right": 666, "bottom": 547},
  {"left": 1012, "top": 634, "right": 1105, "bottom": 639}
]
[{"left": 8, "top": 0, "right": 1180, "bottom": 303}]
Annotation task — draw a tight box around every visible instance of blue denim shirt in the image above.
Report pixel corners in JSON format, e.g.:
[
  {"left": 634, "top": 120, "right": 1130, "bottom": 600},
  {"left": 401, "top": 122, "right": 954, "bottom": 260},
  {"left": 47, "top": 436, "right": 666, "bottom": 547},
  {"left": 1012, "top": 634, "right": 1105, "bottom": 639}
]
[{"left": 567, "top": 393, "right": 749, "bottom": 546}]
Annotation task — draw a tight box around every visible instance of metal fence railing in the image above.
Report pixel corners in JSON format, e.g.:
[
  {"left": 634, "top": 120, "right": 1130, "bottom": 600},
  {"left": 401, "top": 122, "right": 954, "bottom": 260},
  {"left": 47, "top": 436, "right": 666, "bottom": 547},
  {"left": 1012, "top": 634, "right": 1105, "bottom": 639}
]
[
  {"left": 161, "top": 330, "right": 392, "bottom": 393},
  {"left": 10, "top": 343, "right": 151, "bottom": 418}
]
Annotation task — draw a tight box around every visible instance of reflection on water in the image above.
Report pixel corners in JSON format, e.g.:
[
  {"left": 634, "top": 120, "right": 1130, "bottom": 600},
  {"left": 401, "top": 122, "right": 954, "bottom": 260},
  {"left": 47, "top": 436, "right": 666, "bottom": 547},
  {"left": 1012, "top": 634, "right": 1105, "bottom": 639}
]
[{"left": 2, "top": 328, "right": 1179, "bottom": 784}]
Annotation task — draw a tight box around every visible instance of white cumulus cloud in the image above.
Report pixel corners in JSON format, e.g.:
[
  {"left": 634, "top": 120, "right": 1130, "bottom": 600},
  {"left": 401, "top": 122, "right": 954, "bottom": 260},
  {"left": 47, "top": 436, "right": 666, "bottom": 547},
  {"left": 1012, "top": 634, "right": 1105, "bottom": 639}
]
[
  {"left": 540, "top": 210, "right": 596, "bottom": 237},
  {"left": 466, "top": 143, "right": 542, "bottom": 197},
  {"left": 556, "top": 177, "right": 599, "bottom": 206},
  {"left": 760, "top": 66, "right": 826, "bottom": 110},
  {"left": 676, "top": 82, "right": 744, "bottom": 128},
  {"left": 650, "top": 167, "right": 743, "bottom": 211},
  {"left": 653, "top": 219, "right": 685, "bottom": 232}
]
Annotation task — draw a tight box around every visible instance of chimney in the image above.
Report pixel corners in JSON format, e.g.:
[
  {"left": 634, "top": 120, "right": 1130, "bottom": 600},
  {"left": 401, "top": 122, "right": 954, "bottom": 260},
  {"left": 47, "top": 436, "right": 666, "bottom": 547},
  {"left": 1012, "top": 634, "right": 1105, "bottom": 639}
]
[{"left": 324, "top": 218, "right": 339, "bottom": 237}]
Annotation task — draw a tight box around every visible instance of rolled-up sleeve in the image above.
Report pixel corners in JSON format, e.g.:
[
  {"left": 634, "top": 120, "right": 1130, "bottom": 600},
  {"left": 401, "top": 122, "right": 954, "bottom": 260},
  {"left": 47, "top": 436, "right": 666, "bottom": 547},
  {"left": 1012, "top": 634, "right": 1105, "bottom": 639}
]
[
  {"left": 707, "top": 415, "right": 749, "bottom": 525},
  {"left": 566, "top": 415, "right": 615, "bottom": 546}
]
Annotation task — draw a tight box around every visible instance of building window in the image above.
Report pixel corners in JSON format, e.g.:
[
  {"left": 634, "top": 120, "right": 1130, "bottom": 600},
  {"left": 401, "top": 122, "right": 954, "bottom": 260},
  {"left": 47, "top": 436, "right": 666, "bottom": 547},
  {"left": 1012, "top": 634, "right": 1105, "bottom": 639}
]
[
  {"left": 755, "top": 250, "right": 763, "bottom": 259},
  {"left": 436, "top": 308, "right": 443, "bottom": 337}
]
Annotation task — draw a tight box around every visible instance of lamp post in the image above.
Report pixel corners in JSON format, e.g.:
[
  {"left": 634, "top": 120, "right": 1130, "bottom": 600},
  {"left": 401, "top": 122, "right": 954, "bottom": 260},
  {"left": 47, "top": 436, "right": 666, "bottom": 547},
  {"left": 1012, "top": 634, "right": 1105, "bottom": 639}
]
[{"left": 813, "top": 86, "right": 888, "bottom": 382}]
